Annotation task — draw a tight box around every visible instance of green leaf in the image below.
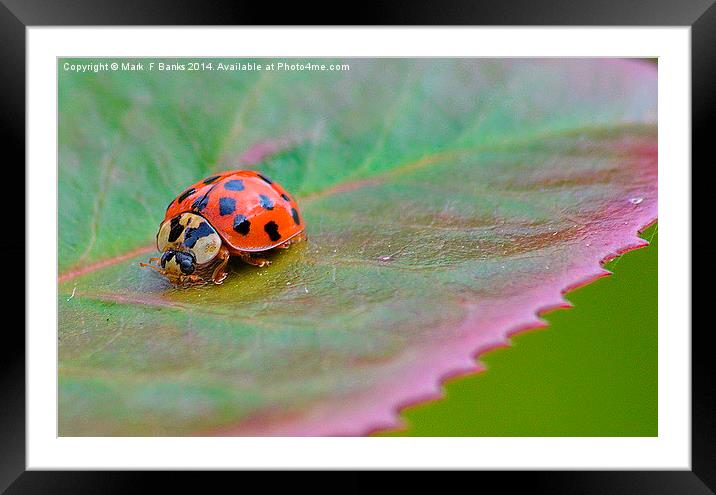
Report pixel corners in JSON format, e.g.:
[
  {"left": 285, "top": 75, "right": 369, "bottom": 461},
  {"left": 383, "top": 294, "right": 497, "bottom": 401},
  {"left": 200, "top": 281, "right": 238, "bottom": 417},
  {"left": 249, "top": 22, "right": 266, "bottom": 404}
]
[{"left": 59, "top": 59, "right": 657, "bottom": 435}]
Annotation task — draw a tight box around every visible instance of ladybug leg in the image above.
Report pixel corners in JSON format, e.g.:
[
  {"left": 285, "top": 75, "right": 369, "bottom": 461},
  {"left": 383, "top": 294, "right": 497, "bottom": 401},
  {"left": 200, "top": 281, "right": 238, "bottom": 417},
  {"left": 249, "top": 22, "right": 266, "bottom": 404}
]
[
  {"left": 177, "top": 274, "right": 204, "bottom": 286},
  {"left": 277, "top": 232, "right": 307, "bottom": 249},
  {"left": 238, "top": 251, "right": 271, "bottom": 267},
  {"left": 211, "top": 246, "right": 231, "bottom": 284}
]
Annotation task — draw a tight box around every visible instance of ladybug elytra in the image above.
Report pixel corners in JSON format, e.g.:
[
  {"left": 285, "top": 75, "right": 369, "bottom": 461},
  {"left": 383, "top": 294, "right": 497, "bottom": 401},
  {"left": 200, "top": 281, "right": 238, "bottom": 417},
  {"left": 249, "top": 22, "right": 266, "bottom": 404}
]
[{"left": 141, "top": 170, "right": 305, "bottom": 285}]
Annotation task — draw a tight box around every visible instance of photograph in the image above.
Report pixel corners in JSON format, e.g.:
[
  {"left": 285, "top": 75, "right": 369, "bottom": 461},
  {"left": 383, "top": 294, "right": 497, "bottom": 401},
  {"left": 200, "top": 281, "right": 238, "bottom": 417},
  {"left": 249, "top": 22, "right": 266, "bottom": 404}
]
[{"left": 56, "top": 57, "right": 658, "bottom": 437}]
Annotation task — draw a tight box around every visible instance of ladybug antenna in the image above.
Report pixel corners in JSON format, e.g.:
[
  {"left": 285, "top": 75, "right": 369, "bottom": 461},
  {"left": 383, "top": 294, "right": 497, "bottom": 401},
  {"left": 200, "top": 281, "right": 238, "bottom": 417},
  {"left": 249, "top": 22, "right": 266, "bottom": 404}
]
[{"left": 139, "top": 258, "right": 166, "bottom": 275}]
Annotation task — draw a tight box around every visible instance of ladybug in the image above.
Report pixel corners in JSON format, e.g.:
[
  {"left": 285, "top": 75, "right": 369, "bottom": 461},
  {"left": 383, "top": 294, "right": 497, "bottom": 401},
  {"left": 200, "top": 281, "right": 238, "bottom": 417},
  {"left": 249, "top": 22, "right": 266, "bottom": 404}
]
[{"left": 141, "top": 170, "right": 306, "bottom": 285}]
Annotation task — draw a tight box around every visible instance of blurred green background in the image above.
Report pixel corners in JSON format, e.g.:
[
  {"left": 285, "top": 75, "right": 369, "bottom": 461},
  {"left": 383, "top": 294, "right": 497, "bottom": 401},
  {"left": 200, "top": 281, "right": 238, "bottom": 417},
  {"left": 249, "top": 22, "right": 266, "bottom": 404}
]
[{"left": 379, "top": 224, "right": 657, "bottom": 436}]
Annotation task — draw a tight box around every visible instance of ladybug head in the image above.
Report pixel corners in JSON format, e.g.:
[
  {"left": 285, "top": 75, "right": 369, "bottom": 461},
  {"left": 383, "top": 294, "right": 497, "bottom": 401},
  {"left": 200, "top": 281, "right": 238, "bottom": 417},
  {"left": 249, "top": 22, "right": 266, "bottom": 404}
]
[
  {"left": 141, "top": 248, "right": 202, "bottom": 285},
  {"left": 161, "top": 249, "right": 196, "bottom": 276}
]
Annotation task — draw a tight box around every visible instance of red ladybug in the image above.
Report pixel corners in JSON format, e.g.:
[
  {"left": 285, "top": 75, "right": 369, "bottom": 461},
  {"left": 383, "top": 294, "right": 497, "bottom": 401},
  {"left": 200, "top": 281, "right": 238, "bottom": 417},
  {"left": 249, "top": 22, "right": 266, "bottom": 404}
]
[{"left": 141, "top": 170, "right": 305, "bottom": 285}]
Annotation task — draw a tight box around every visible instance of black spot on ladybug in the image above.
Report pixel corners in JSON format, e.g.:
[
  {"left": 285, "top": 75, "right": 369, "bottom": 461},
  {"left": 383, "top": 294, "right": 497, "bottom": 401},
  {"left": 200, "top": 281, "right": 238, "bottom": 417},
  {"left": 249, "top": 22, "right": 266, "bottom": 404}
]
[
  {"left": 281, "top": 193, "right": 291, "bottom": 202},
  {"left": 183, "top": 221, "right": 215, "bottom": 249},
  {"left": 177, "top": 188, "right": 196, "bottom": 203},
  {"left": 203, "top": 175, "right": 221, "bottom": 184},
  {"left": 192, "top": 195, "right": 209, "bottom": 212},
  {"left": 291, "top": 207, "right": 301, "bottom": 225},
  {"left": 258, "top": 194, "right": 274, "bottom": 210},
  {"left": 191, "top": 185, "right": 216, "bottom": 212},
  {"left": 219, "top": 197, "right": 236, "bottom": 216},
  {"left": 233, "top": 214, "right": 251, "bottom": 235},
  {"left": 224, "top": 179, "right": 245, "bottom": 191},
  {"left": 257, "top": 173, "right": 273, "bottom": 184},
  {"left": 168, "top": 217, "right": 184, "bottom": 243},
  {"left": 264, "top": 221, "right": 281, "bottom": 242}
]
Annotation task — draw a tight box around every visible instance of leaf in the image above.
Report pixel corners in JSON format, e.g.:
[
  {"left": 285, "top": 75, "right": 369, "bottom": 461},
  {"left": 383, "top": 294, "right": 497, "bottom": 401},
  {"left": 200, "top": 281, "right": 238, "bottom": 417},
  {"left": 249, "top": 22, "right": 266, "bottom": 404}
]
[{"left": 58, "top": 59, "right": 657, "bottom": 436}]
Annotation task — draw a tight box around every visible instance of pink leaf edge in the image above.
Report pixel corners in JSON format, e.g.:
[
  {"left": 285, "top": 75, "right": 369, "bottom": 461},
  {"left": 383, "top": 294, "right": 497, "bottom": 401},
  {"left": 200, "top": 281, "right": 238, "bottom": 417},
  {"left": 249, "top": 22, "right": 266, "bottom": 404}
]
[{"left": 209, "top": 205, "right": 657, "bottom": 437}]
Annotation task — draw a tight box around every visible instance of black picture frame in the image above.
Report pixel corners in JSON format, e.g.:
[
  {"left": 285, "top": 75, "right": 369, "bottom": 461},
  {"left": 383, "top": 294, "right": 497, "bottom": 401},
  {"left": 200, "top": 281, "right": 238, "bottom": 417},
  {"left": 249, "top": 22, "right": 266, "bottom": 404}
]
[{"left": 4, "top": 0, "right": 705, "bottom": 492}]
